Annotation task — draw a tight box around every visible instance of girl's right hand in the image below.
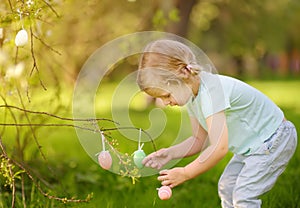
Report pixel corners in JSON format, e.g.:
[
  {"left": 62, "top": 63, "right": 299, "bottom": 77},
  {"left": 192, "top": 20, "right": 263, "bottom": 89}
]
[{"left": 142, "top": 148, "right": 172, "bottom": 170}]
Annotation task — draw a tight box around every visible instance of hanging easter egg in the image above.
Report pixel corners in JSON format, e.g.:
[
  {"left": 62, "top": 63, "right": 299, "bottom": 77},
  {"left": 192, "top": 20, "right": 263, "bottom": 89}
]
[
  {"left": 133, "top": 149, "right": 146, "bottom": 169},
  {"left": 97, "top": 150, "right": 112, "bottom": 170},
  {"left": 158, "top": 186, "right": 172, "bottom": 200},
  {"left": 15, "top": 29, "right": 28, "bottom": 47}
]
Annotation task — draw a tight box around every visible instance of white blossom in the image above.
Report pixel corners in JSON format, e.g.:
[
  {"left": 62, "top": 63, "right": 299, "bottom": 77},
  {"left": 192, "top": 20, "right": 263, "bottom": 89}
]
[{"left": 5, "top": 62, "right": 25, "bottom": 78}]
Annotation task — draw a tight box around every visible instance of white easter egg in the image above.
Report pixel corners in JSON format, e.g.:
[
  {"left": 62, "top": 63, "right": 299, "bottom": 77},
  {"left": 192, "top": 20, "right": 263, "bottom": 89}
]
[{"left": 15, "top": 29, "right": 28, "bottom": 47}]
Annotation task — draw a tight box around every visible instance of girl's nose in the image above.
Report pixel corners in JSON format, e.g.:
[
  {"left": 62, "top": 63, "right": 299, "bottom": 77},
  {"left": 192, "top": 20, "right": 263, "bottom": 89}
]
[{"left": 161, "top": 98, "right": 171, "bottom": 106}]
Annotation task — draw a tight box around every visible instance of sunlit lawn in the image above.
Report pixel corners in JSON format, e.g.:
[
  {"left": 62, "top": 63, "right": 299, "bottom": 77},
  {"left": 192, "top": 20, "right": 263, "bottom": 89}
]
[{"left": 0, "top": 80, "right": 299, "bottom": 208}]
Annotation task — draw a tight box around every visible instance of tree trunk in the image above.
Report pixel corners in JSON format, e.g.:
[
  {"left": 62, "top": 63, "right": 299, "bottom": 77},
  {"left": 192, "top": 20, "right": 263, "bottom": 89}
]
[
  {"left": 0, "top": 28, "right": 4, "bottom": 48},
  {"left": 166, "top": 0, "right": 197, "bottom": 37}
]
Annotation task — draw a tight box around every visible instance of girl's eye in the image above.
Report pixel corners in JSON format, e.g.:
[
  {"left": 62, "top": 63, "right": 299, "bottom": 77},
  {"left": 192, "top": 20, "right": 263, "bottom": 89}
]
[{"left": 161, "top": 94, "right": 171, "bottom": 98}]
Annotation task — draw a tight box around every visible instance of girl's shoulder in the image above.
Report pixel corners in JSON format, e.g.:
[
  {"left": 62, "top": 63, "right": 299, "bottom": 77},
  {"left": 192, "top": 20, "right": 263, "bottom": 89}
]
[{"left": 200, "top": 71, "right": 235, "bottom": 89}]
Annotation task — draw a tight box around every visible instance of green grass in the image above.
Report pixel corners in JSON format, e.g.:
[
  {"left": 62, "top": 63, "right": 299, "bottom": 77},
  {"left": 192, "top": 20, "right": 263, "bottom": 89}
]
[{"left": 0, "top": 80, "right": 299, "bottom": 208}]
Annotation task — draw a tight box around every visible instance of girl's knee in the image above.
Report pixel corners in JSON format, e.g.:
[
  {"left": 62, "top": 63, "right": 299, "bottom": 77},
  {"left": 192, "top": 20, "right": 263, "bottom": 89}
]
[
  {"left": 218, "top": 176, "right": 225, "bottom": 195},
  {"left": 218, "top": 183, "right": 234, "bottom": 208},
  {"left": 218, "top": 177, "right": 232, "bottom": 201},
  {"left": 232, "top": 189, "right": 262, "bottom": 208}
]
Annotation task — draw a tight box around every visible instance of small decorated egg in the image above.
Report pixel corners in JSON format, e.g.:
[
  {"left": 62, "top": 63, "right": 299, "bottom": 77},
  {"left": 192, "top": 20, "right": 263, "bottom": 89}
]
[
  {"left": 133, "top": 149, "right": 146, "bottom": 169},
  {"left": 97, "top": 150, "right": 112, "bottom": 170},
  {"left": 158, "top": 186, "right": 172, "bottom": 200},
  {"left": 15, "top": 29, "right": 28, "bottom": 47}
]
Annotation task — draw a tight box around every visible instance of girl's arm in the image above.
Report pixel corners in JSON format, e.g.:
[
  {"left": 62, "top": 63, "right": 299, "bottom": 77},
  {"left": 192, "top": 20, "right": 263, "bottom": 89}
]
[
  {"left": 185, "top": 111, "right": 228, "bottom": 177},
  {"left": 158, "top": 111, "right": 228, "bottom": 187},
  {"left": 142, "top": 117, "right": 208, "bottom": 169},
  {"left": 168, "top": 117, "right": 208, "bottom": 159}
]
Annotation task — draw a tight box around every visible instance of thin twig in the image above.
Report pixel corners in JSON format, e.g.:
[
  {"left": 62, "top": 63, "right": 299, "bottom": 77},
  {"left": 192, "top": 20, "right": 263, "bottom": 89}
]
[
  {"left": 32, "top": 33, "right": 62, "bottom": 56},
  {"left": 0, "top": 123, "right": 156, "bottom": 151},
  {"left": 9, "top": 159, "right": 16, "bottom": 208},
  {"left": 0, "top": 136, "right": 16, "bottom": 208},
  {"left": 21, "top": 174, "right": 26, "bottom": 208},
  {"left": 7, "top": 0, "right": 13, "bottom": 12},
  {"left": 0, "top": 138, "right": 90, "bottom": 203},
  {"left": 15, "top": 46, "right": 18, "bottom": 65},
  {"left": 0, "top": 122, "right": 97, "bottom": 130},
  {"left": 29, "top": 24, "right": 47, "bottom": 91},
  {"left": 15, "top": 87, "right": 49, "bottom": 174},
  {"left": 42, "top": 0, "right": 60, "bottom": 18},
  {"left": 0, "top": 104, "right": 155, "bottom": 149},
  {"left": 0, "top": 104, "right": 118, "bottom": 124},
  {"left": 0, "top": 96, "right": 22, "bottom": 159},
  {"left": 14, "top": 87, "right": 74, "bottom": 200},
  {"left": 103, "top": 126, "right": 157, "bottom": 151}
]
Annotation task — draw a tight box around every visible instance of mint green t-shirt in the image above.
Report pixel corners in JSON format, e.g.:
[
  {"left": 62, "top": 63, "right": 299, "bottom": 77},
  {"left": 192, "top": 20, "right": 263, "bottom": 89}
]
[{"left": 186, "top": 71, "right": 284, "bottom": 155}]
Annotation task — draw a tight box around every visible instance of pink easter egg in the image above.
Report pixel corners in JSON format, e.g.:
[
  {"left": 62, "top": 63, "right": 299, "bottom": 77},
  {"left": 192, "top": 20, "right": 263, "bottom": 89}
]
[
  {"left": 98, "top": 151, "right": 112, "bottom": 170},
  {"left": 158, "top": 186, "right": 172, "bottom": 200}
]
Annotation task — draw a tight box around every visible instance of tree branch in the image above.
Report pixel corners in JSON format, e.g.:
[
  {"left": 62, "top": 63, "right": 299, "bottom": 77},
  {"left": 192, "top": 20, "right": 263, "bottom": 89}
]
[
  {"left": 0, "top": 104, "right": 117, "bottom": 124},
  {"left": 0, "top": 137, "right": 91, "bottom": 204}
]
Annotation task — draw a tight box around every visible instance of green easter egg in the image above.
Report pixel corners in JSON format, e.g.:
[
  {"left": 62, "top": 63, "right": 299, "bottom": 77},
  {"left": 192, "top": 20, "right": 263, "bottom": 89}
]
[{"left": 133, "top": 150, "right": 146, "bottom": 169}]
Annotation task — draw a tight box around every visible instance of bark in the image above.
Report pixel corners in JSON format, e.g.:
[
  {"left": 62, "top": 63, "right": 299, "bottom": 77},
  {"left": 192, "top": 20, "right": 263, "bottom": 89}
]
[{"left": 166, "top": 0, "right": 197, "bottom": 37}]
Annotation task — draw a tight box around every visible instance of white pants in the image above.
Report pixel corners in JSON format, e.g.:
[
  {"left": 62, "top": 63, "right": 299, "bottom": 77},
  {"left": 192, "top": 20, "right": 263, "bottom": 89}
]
[{"left": 218, "top": 120, "right": 297, "bottom": 208}]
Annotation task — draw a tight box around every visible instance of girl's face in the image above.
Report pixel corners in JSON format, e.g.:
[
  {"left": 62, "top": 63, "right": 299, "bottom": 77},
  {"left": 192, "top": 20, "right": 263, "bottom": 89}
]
[{"left": 145, "top": 83, "right": 193, "bottom": 106}]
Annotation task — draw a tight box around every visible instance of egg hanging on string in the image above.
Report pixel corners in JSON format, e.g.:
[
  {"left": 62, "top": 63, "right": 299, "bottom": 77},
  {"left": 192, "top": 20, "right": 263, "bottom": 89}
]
[
  {"left": 15, "top": 29, "right": 28, "bottom": 47},
  {"left": 97, "top": 150, "right": 112, "bottom": 170},
  {"left": 133, "top": 128, "right": 146, "bottom": 169},
  {"left": 133, "top": 149, "right": 146, "bottom": 169},
  {"left": 97, "top": 131, "right": 112, "bottom": 170}
]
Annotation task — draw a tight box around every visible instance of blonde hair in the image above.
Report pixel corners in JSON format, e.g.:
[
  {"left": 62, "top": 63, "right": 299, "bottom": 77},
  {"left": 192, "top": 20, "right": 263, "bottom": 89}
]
[{"left": 137, "top": 39, "right": 200, "bottom": 95}]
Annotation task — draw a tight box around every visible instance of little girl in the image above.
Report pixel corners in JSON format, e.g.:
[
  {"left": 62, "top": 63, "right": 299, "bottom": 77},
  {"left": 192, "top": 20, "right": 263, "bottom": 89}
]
[{"left": 137, "top": 39, "right": 297, "bottom": 207}]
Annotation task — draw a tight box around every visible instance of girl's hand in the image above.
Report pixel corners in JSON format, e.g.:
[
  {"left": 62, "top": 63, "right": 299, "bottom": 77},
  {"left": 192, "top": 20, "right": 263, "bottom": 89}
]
[
  {"left": 157, "top": 168, "right": 190, "bottom": 188},
  {"left": 142, "top": 148, "right": 172, "bottom": 170}
]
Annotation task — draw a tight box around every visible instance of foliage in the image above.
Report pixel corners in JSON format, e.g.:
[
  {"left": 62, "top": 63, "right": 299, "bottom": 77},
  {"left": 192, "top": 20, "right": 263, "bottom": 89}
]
[
  {"left": 0, "top": 153, "right": 24, "bottom": 190},
  {"left": 2, "top": 0, "right": 299, "bottom": 79}
]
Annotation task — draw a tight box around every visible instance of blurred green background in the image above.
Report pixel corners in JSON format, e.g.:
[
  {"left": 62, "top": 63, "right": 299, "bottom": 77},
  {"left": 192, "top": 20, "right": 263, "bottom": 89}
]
[{"left": 0, "top": 0, "right": 300, "bottom": 207}]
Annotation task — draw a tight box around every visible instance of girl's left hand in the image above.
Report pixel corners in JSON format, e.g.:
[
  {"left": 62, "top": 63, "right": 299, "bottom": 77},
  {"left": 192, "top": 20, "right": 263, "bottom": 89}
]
[{"left": 157, "top": 168, "right": 190, "bottom": 188}]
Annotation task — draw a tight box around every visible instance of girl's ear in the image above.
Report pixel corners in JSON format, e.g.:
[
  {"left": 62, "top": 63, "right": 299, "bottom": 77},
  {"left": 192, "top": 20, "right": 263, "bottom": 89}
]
[{"left": 179, "top": 66, "right": 192, "bottom": 79}]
